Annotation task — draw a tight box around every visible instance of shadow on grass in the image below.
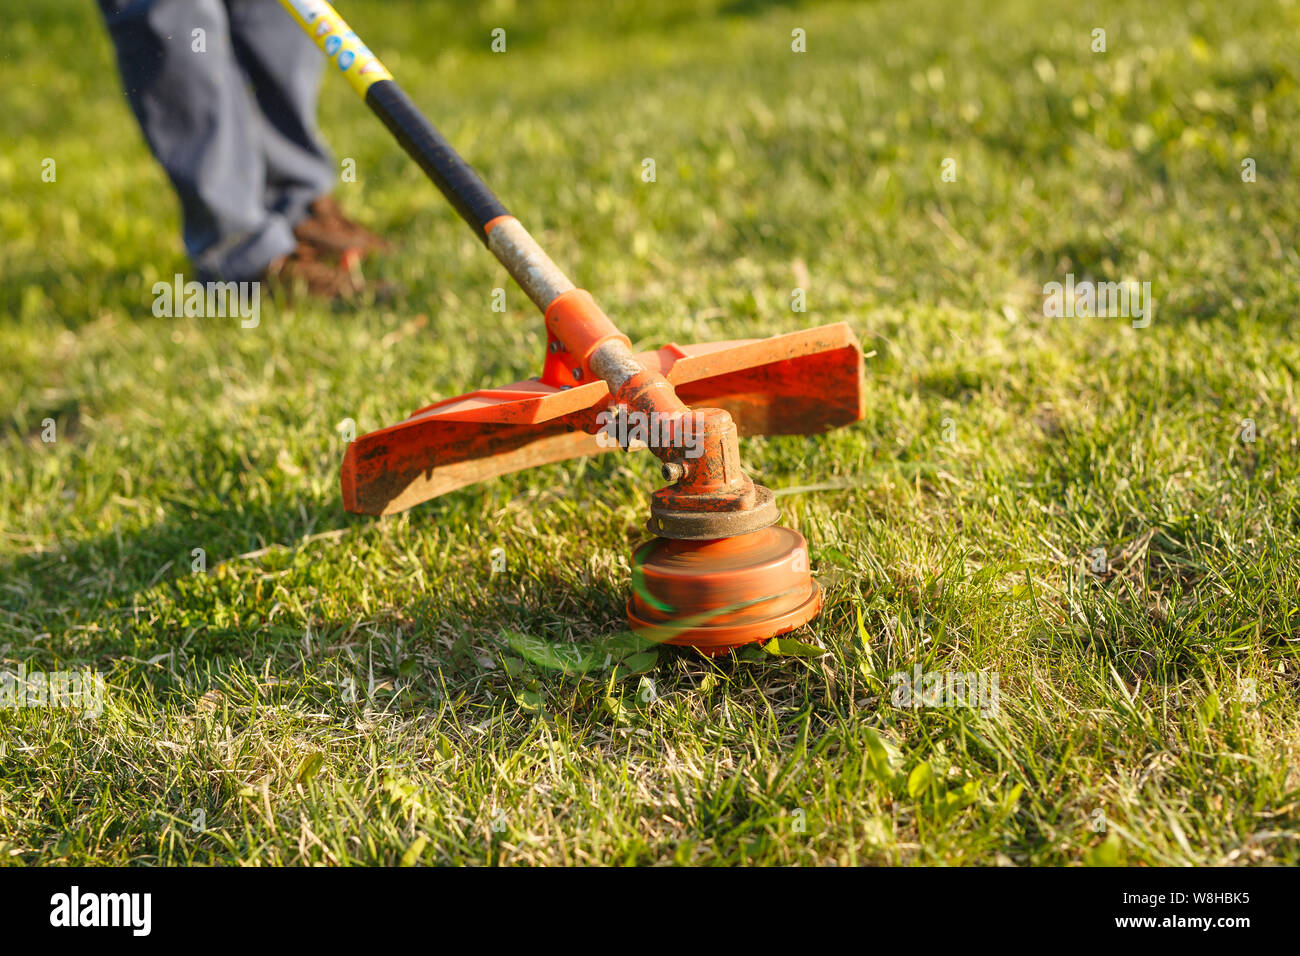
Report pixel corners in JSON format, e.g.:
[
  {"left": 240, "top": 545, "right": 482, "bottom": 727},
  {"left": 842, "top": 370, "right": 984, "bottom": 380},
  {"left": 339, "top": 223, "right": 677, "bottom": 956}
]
[{"left": 0, "top": 472, "right": 650, "bottom": 694}]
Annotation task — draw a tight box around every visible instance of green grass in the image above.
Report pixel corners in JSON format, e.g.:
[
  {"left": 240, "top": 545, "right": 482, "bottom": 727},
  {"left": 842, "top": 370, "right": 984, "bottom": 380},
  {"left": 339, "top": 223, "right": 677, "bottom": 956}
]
[{"left": 2, "top": 0, "right": 1299, "bottom": 865}]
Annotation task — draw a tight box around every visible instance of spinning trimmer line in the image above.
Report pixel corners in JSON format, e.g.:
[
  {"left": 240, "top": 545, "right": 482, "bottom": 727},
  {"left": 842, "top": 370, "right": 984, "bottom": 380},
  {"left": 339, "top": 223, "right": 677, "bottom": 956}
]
[{"left": 281, "top": 0, "right": 866, "bottom": 654}]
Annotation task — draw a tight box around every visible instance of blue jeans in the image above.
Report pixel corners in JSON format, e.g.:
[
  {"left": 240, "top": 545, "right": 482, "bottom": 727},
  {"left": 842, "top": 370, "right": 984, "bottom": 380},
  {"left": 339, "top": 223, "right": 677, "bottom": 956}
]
[{"left": 98, "top": 0, "right": 336, "bottom": 280}]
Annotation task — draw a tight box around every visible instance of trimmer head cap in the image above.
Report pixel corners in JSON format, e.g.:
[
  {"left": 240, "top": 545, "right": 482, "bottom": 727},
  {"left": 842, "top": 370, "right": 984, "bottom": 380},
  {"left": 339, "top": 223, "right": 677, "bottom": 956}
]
[{"left": 627, "top": 526, "right": 821, "bottom": 655}]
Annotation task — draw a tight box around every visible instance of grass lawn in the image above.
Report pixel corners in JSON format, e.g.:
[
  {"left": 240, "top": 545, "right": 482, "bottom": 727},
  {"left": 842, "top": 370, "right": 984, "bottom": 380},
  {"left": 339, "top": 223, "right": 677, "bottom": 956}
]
[{"left": 2, "top": 0, "right": 1299, "bottom": 865}]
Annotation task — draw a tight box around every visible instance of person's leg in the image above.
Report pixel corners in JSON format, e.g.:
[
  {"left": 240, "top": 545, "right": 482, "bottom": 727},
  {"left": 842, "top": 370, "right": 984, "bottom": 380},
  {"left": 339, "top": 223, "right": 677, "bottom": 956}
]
[
  {"left": 97, "top": 0, "right": 296, "bottom": 280},
  {"left": 223, "top": 0, "right": 335, "bottom": 226}
]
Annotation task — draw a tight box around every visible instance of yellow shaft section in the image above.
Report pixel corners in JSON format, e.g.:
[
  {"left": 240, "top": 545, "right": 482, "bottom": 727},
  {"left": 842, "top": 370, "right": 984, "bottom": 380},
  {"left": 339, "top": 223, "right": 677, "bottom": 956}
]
[{"left": 278, "top": 0, "right": 393, "bottom": 97}]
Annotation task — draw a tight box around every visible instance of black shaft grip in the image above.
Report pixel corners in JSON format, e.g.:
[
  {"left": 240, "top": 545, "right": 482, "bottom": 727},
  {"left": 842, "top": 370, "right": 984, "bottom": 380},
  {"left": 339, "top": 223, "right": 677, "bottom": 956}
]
[{"left": 364, "top": 79, "right": 508, "bottom": 241}]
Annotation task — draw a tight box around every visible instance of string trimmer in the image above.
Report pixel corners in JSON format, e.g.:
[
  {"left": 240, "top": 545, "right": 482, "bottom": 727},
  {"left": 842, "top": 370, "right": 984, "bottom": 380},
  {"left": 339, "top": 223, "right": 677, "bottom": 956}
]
[{"left": 280, "top": 0, "right": 865, "bottom": 654}]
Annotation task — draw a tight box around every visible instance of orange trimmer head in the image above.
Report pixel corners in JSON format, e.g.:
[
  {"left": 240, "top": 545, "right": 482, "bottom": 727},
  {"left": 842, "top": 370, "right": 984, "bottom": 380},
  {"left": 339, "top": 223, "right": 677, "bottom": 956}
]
[
  {"left": 342, "top": 320, "right": 863, "bottom": 654},
  {"left": 284, "top": 0, "right": 865, "bottom": 654},
  {"left": 628, "top": 528, "right": 823, "bottom": 655}
]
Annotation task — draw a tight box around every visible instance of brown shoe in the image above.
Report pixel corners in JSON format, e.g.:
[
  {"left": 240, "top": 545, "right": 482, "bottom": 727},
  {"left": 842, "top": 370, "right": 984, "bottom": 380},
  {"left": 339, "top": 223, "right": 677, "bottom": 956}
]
[
  {"left": 293, "top": 195, "right": 389, "bottom": 257},
  {"left": 264, "top": 243, "right": 361, "bottom": 300}
]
